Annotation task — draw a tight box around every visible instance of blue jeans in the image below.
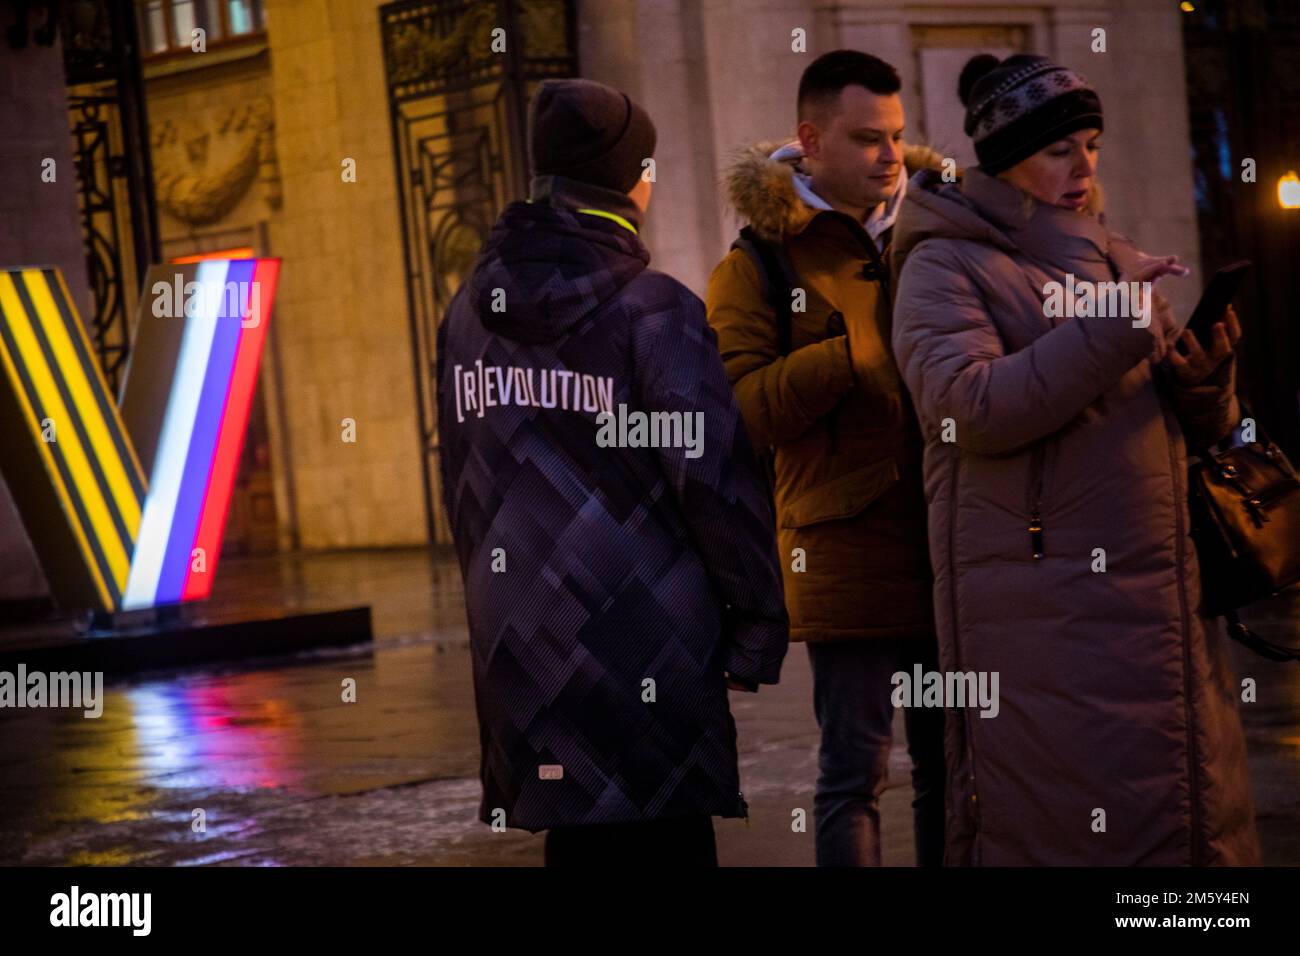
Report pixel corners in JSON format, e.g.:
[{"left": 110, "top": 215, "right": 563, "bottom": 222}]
[{"left": 806, "top": 636, "right": 945, "bottom": 866}]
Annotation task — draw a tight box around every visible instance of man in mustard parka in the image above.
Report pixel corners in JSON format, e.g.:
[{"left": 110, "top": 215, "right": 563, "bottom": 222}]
[{"left": 705, "top": 50, "right": 943, "bottom": 867}]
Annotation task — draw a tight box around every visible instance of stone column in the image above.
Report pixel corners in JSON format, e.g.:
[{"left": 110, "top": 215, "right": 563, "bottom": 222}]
[
  {"left": 261, "top": 0, "right": 428, "bottom": 549},
  {"left": 579, "top": 0, "right": 817, "bottom": 296},
  {"left": 0, "top": 35, "right": 95, "bottom": 601}
]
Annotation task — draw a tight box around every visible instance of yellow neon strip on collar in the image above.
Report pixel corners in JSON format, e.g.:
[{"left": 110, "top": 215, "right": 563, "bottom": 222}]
[{"left": 575, "top": 207, "right": 638, "bottom": 235}]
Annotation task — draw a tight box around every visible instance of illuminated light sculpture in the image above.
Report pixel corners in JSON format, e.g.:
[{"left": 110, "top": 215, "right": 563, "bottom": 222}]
[
  {"left": 0, "top": 259, "right": 369, "bottom": 665},
  {"left": 120, "top": 258, "right": 280, "bottom": 609},
  {"left": 0, "top": 267, "right": 147, "bottom": 612}
]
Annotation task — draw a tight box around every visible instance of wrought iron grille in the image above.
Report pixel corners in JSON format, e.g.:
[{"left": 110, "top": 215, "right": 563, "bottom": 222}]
[
  {"left": 60, "top": 0, "right": 160, "bottom": 392},
  {"left": 380, "top": 0, "right": 576, "bottom": 544}
]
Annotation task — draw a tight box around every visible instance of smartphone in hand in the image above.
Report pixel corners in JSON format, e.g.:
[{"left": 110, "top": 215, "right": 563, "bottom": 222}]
[{"left": 1179, "top": 260, "right": 1251, "bottom": 351}]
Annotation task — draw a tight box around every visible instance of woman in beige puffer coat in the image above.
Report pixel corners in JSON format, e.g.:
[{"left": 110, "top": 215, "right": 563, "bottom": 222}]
[{"left": 889, "top": 53, "right": 1260, "bottom": 865}]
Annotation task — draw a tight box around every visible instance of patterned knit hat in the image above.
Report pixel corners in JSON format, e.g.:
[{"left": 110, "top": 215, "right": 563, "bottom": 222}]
[{"left": 959, "top": 54, "right": 1103, "bottom": 174}]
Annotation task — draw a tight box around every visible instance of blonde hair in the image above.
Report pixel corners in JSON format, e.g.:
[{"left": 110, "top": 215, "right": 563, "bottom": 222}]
[{"left": 1084, "top": 180, "right": 1105, "bottom": 216}]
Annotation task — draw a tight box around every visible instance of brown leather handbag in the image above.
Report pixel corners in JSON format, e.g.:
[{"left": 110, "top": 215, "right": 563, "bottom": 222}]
[{"left": 1188, "top": 412, "right": 1300, "bottom": 661}]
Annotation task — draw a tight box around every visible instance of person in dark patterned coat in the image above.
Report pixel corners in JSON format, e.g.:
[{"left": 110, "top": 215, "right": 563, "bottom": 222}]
[{"left": 436, "top": 79, "right": 789, "bottom": 866}]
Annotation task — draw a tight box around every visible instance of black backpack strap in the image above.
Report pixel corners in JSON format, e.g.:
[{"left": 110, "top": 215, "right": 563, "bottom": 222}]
[{"left": 731, "top": 225, "right": 798, "bottom": 356}]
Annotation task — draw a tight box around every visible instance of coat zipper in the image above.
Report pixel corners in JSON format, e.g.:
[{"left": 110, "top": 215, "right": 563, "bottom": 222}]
[
  {"left": 949, "top": 449, "right": 982, "bottom": 860},
  {"left": 1027, "top": 444, "right": 1048, "bottom": 559},
  {"left": 1164, "top": 409, "right": 1200, "bottom": 864}
]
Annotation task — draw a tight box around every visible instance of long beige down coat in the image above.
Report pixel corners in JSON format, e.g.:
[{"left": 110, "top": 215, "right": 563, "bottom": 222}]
[{"left": 890, "top": 167, "right": 1260, "bottom": 865}]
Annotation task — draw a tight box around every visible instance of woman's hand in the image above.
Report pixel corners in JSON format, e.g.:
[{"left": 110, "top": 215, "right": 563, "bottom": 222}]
[
  {"left": 1120, "top": 255, "right": 1188, "bottom": 364},
  {"left": 1169, "top": 305, "right": 1242, "bottom": 385},
  {"left": 1123, "top": 254, "right": 1191, "bottom": 279},
  {"left": 1147, "top": 289, "right": 1182, "bottom": 365}
]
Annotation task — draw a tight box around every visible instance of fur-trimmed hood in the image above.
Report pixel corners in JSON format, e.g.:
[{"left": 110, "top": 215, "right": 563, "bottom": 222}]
[{"left": 724, "top": 139, "right": 948, "bottom": 241}]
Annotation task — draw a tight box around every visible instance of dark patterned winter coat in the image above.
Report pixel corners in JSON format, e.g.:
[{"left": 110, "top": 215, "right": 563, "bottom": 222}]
[{"left": 437, "top": 195, "right": 789, "bottom": 832}]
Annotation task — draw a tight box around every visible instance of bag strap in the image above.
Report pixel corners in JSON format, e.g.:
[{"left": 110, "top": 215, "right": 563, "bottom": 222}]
[
  {"left": 1225, "top": 609, "right": 1300, "bottom": 662},
  {"left": 1192, "top": 393, "right": 1292, "bottom": 456},
  {"left": 1233, "top": 396, "right": 1300, "bottom": 478},
  {"left": 732, "top": 225, "right": 798, "bottom": 356}
]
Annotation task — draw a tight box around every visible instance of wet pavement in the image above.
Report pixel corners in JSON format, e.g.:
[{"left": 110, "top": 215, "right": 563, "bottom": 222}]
[{"left": 1, "top": 547, "right": 1297, "bottom": 866}]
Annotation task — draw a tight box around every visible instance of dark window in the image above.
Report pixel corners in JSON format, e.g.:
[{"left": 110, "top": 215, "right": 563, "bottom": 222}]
[{"left": 137, "top": 0, "right": 265, "bottom": 58}]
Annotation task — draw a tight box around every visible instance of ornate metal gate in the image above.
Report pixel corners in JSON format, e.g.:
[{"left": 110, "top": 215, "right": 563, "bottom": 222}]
[
  {"left": 59, "top": 0, "right": 161, "bottom": 392},
  {"left": 379, "top": 0, "right": 577, "bottom": 543}
]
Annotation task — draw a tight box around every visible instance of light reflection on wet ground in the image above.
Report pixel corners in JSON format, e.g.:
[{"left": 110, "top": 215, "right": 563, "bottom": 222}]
[{"left": 1, "top": 548, "right": 1296, "bottom": 865}]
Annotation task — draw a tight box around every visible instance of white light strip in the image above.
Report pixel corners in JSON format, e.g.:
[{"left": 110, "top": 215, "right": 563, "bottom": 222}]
[{"left": 123, "top": 261, "right": 226, "bottom": 610}]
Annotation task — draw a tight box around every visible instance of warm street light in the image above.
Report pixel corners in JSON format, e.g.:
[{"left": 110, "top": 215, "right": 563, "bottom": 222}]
[{"left": 1280, "top": 171, "right": 1300, "bottom": 209}]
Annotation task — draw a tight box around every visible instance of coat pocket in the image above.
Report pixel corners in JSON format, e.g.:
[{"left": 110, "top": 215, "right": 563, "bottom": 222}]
[{"left": 780, "top": 457, "right": 900, "bottom": 528}]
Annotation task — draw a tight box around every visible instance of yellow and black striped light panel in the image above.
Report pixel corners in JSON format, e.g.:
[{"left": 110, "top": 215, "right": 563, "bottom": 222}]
[{"left": 0, "top": 267, "right": 147, "bottom": 612}]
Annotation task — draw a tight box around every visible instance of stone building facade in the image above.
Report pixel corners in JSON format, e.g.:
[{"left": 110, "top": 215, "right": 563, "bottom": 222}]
[{"left": 2, "top": 0, "right": 1200, "bottom": 598}]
